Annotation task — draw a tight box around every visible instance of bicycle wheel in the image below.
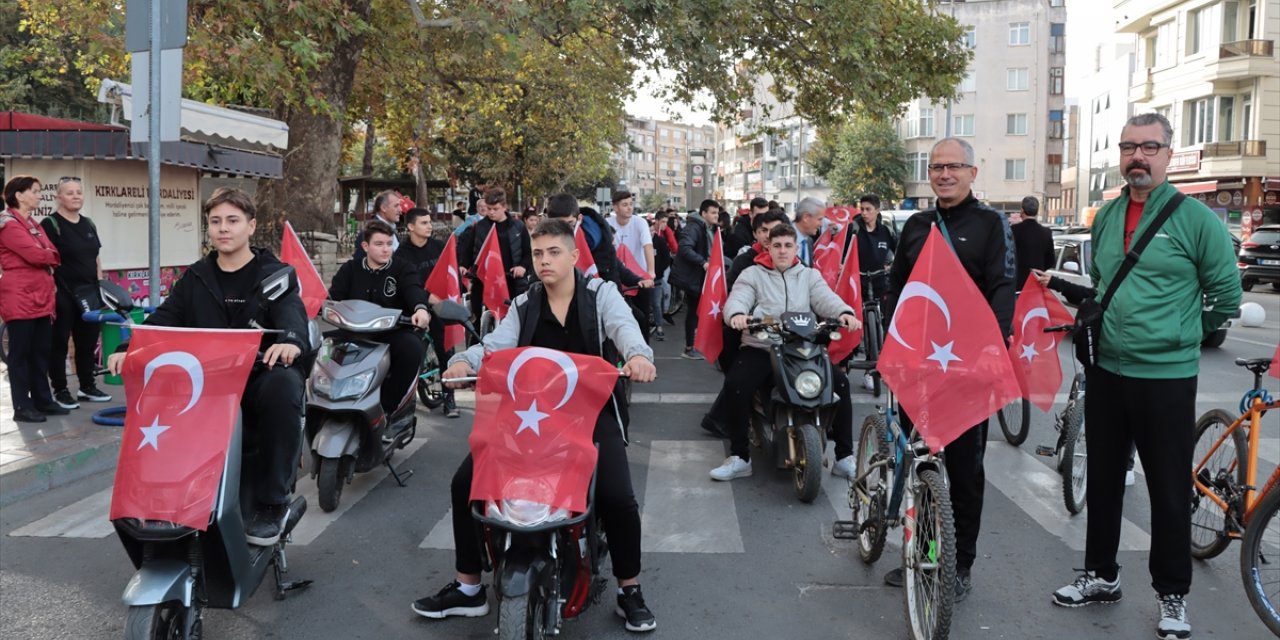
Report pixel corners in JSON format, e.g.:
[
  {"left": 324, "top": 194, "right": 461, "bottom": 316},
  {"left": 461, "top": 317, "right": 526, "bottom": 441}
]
[
  {"left": 864, "top": 308, "right": 882, "bottom": 398},
  {"left": 665, "top": 288, "right": 685, "bottom": 317},
  {"left": 479, "top": 311, "right": 495, "bottom": 342},
  {"left": 1241, "top": 485, "right": 1280, "bottom": 636},
  {"left": 0, "top": 319, "right": 8, "bottom": 364},
  {"left": 1191, "top": 408, "right": 1247, "bottom": 560},
  {"left": 1060, "top": 396, "right": 1086, "bottom": 515},
  {"left": 851, "top": 415, "right": 890, "bottom": 564},
  {"left": 903, "top": 468, "right": 956, "bottom": 640},
  {"left": 997, "top": 397, "right": 1030, "bottom": 446},
  {"left": 416, "top": 347, "right": 445, "bottom": 410}
]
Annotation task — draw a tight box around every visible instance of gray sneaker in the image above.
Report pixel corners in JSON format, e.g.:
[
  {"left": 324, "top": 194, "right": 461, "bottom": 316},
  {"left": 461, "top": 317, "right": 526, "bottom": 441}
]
[
  {"left": 1052, "top": 571, "right": 1122, "bottom": 607},
  {"left": 1156, "top": 594, "right": 1190, "bottom": 640},
  {"left": 709, "top": 456, "right": 752, "bottom": 481},
  {"left": 831, "top": 456, "right": 857, "bottom": 479}
]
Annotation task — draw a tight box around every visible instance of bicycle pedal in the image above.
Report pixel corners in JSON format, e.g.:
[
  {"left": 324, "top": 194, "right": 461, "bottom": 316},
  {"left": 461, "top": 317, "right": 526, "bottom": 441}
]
[
  {"left": 1034, "top": 445, "right": 1055, "bottom": 457},
  {"left": 832, "top": 520, "right": 858, "bottom": 539}
]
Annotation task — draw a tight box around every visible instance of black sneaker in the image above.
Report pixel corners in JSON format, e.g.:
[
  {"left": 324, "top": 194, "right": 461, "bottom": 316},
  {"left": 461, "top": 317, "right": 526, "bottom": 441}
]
[
  {"left": 412, "top": 581, "right": 490, "bottom": 619},
  {"left": 245, "top": 503, "right": 288, "bottom": 546},
  {"left": 884, "top": 567, "right": 904, "bottom": 587},
  {"left": 615, "top": 584, "right": 656, "bottom": 632},
  {"left": 53, "top": 389, "right": 80, "bottom": 410},
  {"left": 443, "top": 392, "right": 460, "bottom": 419},
  {"left": 699, "top": 414, "right": 727, "bottom": 438},
  {"left": 78, "top": 385, "right": 112, "bottom": 402},
  {"left": 35, "top": 403, "right": 70, "bottom": 416},
  {"left": 14, "top": 408, "right": 47, "bottom": 423},
  {"left": 955, "top": 569, "right": 972, "bottom": 603}
]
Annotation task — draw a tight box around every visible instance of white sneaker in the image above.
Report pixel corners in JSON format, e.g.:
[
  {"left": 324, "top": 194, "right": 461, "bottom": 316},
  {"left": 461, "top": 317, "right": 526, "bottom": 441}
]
[
  {"left": 831, "top": 455, "right": 857, "bottom": 479},
  {"left": 862, "top": 374, "right": 875, "bottom": 391},
  {"left": 709, "top": 456, "right": 752, "bottom": 481},
  {"left": 1156, "top": 594, "right": 1190, "bottom": 639},
  {"left": 1125, "top": 470, "right": 1136, "bottom": 486}
]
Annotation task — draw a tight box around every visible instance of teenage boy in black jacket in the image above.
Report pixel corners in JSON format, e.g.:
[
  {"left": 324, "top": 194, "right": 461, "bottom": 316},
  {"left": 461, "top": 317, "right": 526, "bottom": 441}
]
[{"left": 395, "top": 208, "right": 459, "bottom": 418}]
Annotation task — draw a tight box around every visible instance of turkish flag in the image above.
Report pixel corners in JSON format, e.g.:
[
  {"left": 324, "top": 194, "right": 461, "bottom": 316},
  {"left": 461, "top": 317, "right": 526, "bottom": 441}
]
[
  {"left": 280, "top": 221, "right": 327, "bottom": 318},
  {"left": 878, "top": 227, "right": 1021, "bottom": 451},
  {"left": 425, "top": 233, "right": 466, "bottom": 351},
  {"left": 109, "top": 326, "right": 262, "bottom": 530},
  {"left": 1270, "top": 342, "right": 1279, "bottom": 379},
  {"left": 828, "top": 236, "right": 864, "bottom": 363},
  {"left": 813, "top": 224, "right": 848, "bottom": 289},
  {"left": 574, "top": 225, "right": 598, "bottom": 278},
  {"left": 694, "top": 229, "right": 727, "bottom": 362},
  {"left": 1010, "top": 274, "right": 1076, "bottom": 412},
  {"left": 616, "top": 244, "right": 647, "bottom": 297},
  {"left": 469, "top": 347, "right": 620, "bottom": 513},
  {"left": 825, "top": 205, "right": 854, "bottom": 227},
  {"left": 474, "top": 226, "right": 511, "bottom": 319}
]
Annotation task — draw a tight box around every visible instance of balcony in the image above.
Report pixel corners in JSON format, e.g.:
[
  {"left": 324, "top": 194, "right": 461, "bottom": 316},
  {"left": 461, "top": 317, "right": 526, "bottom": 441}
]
[
  {"left": 1208, "top": 40, "right": 1279, "bottom": 87},
  {"left": 1202, "top": 140, "right": 1267, "bottom": 158},
  {"left": 1129, "top": 68, "right": 1153, "bottom": 103}
]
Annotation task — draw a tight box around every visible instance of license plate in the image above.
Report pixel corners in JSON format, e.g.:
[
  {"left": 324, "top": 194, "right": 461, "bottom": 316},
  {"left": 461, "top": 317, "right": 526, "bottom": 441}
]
[{"left": 1261, "top": 259, "right": 1280, "bottom": 266}]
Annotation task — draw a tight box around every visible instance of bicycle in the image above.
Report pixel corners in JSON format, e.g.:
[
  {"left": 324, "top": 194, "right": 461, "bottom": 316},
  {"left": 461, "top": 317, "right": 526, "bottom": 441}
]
[
  {"left": 1033, "top": 324, "right": 1087, "bottom": 515},
  {"left": 857, "top": 268, "right": 889, "bottom": 398},
  {"left": 415, "top": 331, "right": 446, "bottom": 410},
  {"left": 833, "top": 384, "right": 957, "bottom": 640}
]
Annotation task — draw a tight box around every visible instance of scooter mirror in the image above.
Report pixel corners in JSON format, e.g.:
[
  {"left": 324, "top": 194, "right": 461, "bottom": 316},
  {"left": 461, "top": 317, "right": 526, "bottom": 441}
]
[
  {"left": 433, "top": 299, "right": 471, "bottom": 325},
  {"left": 98, "top": 279, "right": 135, "bottom": 313}
]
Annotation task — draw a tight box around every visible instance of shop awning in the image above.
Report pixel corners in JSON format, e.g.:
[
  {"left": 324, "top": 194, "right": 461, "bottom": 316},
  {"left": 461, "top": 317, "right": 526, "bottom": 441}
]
[
  {"left": 1172, "top": 180, "right": 1218, "bottom": 195},
  {"left": 98, "top": 80, "right": 289, "bottom": 152},
  {"left": 1266, "top": 177, "right": 1280, "bottom": 191}
]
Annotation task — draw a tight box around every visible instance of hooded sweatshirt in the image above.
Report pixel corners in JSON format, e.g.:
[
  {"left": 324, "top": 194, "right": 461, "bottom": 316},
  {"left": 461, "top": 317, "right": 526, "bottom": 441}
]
[{"left": 725, "top": 253, "right": 853, "bottom": 350}]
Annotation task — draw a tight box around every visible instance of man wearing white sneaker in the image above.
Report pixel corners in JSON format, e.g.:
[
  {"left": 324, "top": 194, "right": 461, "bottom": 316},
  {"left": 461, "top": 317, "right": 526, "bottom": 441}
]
[{"left": 710, "top": 224, "right": 860, "bottom": 482}]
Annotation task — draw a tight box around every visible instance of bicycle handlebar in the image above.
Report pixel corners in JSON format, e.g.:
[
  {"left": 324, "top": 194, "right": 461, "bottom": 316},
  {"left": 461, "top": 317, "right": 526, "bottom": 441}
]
[{"left": 1042, "top": 324, "right": 1074, "bottom": 333}]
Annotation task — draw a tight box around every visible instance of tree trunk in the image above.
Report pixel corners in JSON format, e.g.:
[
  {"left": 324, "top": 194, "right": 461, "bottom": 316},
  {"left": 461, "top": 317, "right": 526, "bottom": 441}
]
[
  {"left": 361, "top": 120, "right": 376, "bottom": 176},
  {"left": 255, "top": 0, "right": 373, "bottom": 237}
]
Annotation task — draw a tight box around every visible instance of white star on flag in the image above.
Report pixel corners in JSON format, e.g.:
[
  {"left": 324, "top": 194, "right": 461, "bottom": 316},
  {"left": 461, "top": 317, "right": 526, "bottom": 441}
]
[
  {"left": 137, "top": 416, "right": 171, "bottom": 451},
  {"left": 1019, "top": 343, "right": 1039, "bottom": 363},
  {"left": 926, "top": 341, "right": 961, "bottom": 372},
  {"left": 708, "top": 300, "right": 722, "bottom": 319},
  {"left": 514, "top": 400, "right": 550, "bottom": 436}
]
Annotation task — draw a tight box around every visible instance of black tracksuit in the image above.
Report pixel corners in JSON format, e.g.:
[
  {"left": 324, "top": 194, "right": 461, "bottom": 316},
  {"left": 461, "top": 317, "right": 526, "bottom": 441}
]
[
  {"left": 118, "top": 249, "right": 310, "bottom": 506},
  {"left": 328, "top": 256, "right": 430, "bottom": 413},
  {"left": 1012, "top": 218, "right": 1056, "bottom": 291},
  {"left": 888, "top": 193, "right": 1015, "bottom": 574},
  {"left": 395, "top": 238, "right": 451, "bottom": 371},
  {"left": 41, "top": 212, "right": 102, "bottom": 393},
  {"left": 458, "top": 216, "right": 533, "bottom": 318}
]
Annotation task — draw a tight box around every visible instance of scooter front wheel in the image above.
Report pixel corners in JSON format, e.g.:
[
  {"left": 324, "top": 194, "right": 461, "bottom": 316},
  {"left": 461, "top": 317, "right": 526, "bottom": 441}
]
[
  {"left": 317, "top": 457, "right": 345, "bottom": 513},
  {"left": 124, "top": 602, "right": 199, "bottom": 640},
  {"left": 498, "top": 592, "right": 546, "bottom": 640},
  {"left": 793, "top": 424, "right": 823, "bottom": 503}
]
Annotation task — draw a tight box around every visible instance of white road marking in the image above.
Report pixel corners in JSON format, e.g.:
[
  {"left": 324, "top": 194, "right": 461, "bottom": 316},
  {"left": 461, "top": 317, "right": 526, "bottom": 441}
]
[
  {"left": 291, "top": 437, "right": 429, "bottom": 545},
  {"left": 420, "top": 507, "right": 457, "bottom": 549},
  {"left": 11, "top": 488, "right": 114, "bottom": 538},
  {"left": 641, "top": 440, "right": 745, "bottom": 553}
]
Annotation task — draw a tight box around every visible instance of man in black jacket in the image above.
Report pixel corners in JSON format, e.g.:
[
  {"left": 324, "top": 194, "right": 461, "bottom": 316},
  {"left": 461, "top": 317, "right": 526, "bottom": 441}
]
[
  {"left": 329, "top": 221, "right": 432, "bottom": 417},
  {"left": 395, "top": 208, "right": 458, "bottom": 418},
  {"left": 727, "top": 197, "right": 769, "bottom": 256},
  {"left": 669, "top": 199, "right": 722, "bottom": 359},
  {"left": 458, "top": 187, "right": 533, "bottom": 319},
  {"left": 1011, "top": 195, "right": 1056, "bottom": 291},
  {"left": 107, "top": 188, "right": 311, "bottom": 547},
  {"left": 884, "top": 137, "right": 1015, "bottom": 602}
]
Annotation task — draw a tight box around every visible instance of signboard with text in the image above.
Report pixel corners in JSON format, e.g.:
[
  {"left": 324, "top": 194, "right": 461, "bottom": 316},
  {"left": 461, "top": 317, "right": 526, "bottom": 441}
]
[{"left": 1167, "top": 150, "right": 1202, "bottom": 174}]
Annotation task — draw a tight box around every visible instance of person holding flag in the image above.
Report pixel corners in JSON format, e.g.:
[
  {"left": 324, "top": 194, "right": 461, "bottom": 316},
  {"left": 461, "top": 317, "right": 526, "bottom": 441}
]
[
  {"left": 882, "top": 137, "right": 1017, "bottom": 602},
  {"left": 417, "top": 218, "right": 658, "bottom": 632},
  {"left": 710, "top": 223, "right": 861, "bottom": 482},
  {"left": 396, "top": 207, "right": 460, "bottom": 418},
  {"left": 106, "top": 187, "right": 311, "bottom": 547},
  {"left": 457, "top": 187, "right": 532, "bottom": 320}
]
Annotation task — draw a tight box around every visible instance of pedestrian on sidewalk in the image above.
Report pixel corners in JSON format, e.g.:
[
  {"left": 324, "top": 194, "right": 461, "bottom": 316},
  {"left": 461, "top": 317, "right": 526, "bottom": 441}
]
[
  {"left": 669, "top": 199, "right": 721, "bottom": 360},
  {"left": 41, "top": 177, "right": 111, "bottom": 409},
  {"left": 1, "top": 176, "right": 66, "bottom": 423}
]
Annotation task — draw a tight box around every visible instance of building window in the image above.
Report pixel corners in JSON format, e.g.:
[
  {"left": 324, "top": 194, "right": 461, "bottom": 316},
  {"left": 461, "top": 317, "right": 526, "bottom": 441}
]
[
  {"left": 1187, "top": 8, "right": 1205, "bottom": 55},
  {"left": 1242, "top": 96, "right": 1253, "bottom": 139},
  {"left": 1007, "top": 113, "right": 1028, "bottom": 135},
  {"left": 1155, "top": 21, "right": 1175, "bottom": 67},
  {"left": 1005, "top": 159, "right": 1027, "bottom": 181},
  {"left": 953, "top": 114, "right": 975, "bottom": 136},
  {"left": 1219, "top": 96, "right": 1235, "bottom": 141},
  {"left": 907, "top": 152, "right": 929, "bottom": 182},
  {"left": 919, "top": 107, "right": 934, "bottom": 138},
  {"left": 1049, "top": 0, "right": 1064, "bottom": 6},
  {"left": 1007, "top": 68, "right": 1029, "bottom": 91},
  {"left": 660, "top": 160, "right": 669, "bottom": 171},
  {"left": 1050, "top": 67, "right": 1064, "bottom": 95},
  {"left": 660, "top": 129, "right": 669, "bottom": 139},
  {"left": 1187, "top": 97, "right": 1216, "bottom": 145},
  {"left": 1049, "top": 23, "right": 1065, "bottom": 53},
  {"left": 959, "top": 70, "right": 976, "bottom": 93},
  {"left": 963, "top": 26, "right": 976, "bottom": 48},
  {"left": 1009, "top": 22, "right": 1030, "bottom": 46},
  {"left": 1047, "top": 163, "right": 1062, "bottom": 183},
  {"left": 1049, "top": 110, "right": 1064, "bottom": 139}
]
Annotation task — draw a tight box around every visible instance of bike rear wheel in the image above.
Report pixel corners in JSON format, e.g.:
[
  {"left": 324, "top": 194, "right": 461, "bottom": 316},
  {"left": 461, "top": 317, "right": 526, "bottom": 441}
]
[
  {"left": 851, "top": 415, "right": 890, "bottom": 564},
  {"left": 416, "top": 346, "right": 446, "bottom": 409},
  {"left": 1191, "top": 408, "right": 1247, "bottom": 560},
  {"left": 1060, "top": 397, "right": 1087, "bottom": 515},
  {"left": 1241, "top": 485, "right": 1280, "bottom": 636},
  {"left": 997, "top": 397, "right": 1030, "bottom": 446},
  {"left": 903, "top": 468, "right": 956, "bottom": 640}
]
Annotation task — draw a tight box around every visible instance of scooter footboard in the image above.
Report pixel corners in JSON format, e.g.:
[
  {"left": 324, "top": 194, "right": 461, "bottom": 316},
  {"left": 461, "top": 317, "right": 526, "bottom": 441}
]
[
  {"left": 122, "top": 558, "right": 194, "bottom": 607},
  {"left": 497, "top": 545, "right": 553, "bottom": 599}
]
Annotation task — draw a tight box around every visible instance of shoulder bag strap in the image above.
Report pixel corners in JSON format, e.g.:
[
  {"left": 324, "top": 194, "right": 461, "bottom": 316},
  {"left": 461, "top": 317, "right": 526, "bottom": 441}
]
[{"left": 1099, "top": 193, "right": 1185, "bottom": 311}]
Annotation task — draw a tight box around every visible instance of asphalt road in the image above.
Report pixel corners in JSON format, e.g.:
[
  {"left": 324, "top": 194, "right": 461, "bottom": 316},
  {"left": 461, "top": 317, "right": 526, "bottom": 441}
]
[{"left": 2, "top": 289, "right": 1278, "bottom": 640}]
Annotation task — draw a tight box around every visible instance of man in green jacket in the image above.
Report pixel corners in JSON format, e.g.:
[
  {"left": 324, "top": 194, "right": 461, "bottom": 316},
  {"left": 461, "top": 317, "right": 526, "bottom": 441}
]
[{"left": 1051, "top": 113, "right": 1241, "bottom": 640}]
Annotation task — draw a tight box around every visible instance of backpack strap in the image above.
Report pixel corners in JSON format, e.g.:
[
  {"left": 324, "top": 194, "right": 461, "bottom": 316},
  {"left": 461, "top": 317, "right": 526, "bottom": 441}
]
[{"left": 1099, "top": 193, "right": 1185, "bottom": 311}]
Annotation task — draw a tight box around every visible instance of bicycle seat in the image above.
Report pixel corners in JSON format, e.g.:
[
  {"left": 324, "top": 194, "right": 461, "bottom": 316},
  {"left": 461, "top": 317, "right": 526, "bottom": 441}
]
[{"left": 1234, "top": 357, "right": 1273, "bottom": 375}]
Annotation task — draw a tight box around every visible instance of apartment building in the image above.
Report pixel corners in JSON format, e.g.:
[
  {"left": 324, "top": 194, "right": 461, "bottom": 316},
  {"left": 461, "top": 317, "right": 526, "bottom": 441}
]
[
  {"left": 900, "top": 0, "right": 1068, "bottom": 213},
  {"left": 615, "top": 116, "right": 716, "bottom": 211},
  {"left": 1116, "top": 0, "right": 1280, "bottom": 229}
]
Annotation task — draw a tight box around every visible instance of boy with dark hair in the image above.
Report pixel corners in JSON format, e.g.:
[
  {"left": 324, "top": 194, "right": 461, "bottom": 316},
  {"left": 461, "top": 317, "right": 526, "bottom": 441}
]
[
  {"left": 458, "top": 187, "right": 533, "bottom": 318},
  {"left": 395, "top": 208, "right": 458, "bottom": 417}
]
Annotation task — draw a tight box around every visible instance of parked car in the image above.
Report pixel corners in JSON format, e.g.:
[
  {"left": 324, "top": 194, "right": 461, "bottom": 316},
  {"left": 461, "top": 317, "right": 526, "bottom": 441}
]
[
  {"left": 1239, "top": 225, "right": 1280, "bottom": 292},
  {"left": 1046, "top": 233, "right": 1231, "bottom": 348}
]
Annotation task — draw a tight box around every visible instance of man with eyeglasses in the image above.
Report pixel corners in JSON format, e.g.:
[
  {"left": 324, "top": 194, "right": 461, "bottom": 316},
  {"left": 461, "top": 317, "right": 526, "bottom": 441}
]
[
  {"left": 883, "top": 137, "right": 1016, "bottom": 604},
  {"left": 1049, "top": 113, "right": 1239, "bottom": 640}
]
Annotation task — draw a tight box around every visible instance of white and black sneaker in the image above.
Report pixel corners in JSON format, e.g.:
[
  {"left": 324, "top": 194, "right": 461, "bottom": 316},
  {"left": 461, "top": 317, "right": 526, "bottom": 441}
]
[
  {"left": 245, "top": 503, "right": 289, "bottom": 546},
  {"left": 1052, "top": 570, "right": 1122, "bottom": 607},
  {"left": 53, "top": 389, "right": 80, "bottom": 410},
  {"left": 78, "top": 385, "right": 112, "bottom": 402},
  {"left": 615, "top": 584, "right": 656, "bottom": 632},
  {"left": 412, "top": 581, "right": 490, "bottom": 619},
  {"left": 1156, "top": 594, "right": 1190, "bottom": 639}
]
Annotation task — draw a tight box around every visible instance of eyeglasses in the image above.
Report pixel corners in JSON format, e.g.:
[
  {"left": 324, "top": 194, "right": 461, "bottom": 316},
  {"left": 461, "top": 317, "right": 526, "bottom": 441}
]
[
  {"left": 58, "top": 176, "right": 81, "bottom": 183},
  {"left": 1118, "top": 141, "right": 1169, "bottom": 155},
  {"left": 927, "top": 163, "right": 974, "bottom": 173}
]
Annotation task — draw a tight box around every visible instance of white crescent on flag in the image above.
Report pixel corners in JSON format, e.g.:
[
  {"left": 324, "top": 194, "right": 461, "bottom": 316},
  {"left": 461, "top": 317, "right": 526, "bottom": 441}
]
[{"left": 887, "top": 282, "right": 953, "bottom": 351}]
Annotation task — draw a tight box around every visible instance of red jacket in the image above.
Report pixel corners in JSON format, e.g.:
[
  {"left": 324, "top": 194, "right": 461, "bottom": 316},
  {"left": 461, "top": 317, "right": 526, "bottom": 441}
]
[{"left": 0, "top": 208, "right": 60, "bottom": 321}]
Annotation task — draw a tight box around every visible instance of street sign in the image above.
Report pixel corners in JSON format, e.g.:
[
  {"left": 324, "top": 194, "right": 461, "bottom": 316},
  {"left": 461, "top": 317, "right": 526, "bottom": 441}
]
[
  {"left": 125, "top": 0, "right": 189, "bottom": 52},
  {"left": 129, "top": 50, "right": 183, "bottom": 143}
]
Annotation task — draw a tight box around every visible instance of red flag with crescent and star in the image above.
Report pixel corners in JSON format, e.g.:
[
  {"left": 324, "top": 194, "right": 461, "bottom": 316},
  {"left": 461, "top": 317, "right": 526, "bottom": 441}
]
[
  {"left": 824, "top": 205, "right": 854, "bottom": 227},
  {"left": 617, "top": 244, "right": 647, "bottom": 297},
  {"left": 878, "top": 227, "right": 1021, "bottom": 451},
  {"left": 574, "top": 225, "right": 598, "bottom": 278},
  {"left": 109, "top": 326, "right": 263, "bottom": 530},
  {"left": 1010, "top": 274, "right": 1075, "bottom": 412},
  {"left": 474, "top": 226, "right": 511, "bottom": 319},
  {"left": 424, "top": 233, "right": 466, "bottom": 351},
  {"left": 694, "top": 229, "right": 727, "bottom": 363},
  {"left": 280, "top": 221, "right": 327, "bottom": 318},
  {"left": 469, "top": 347, "right": 620, "bottom": 513},
  {"left": 813, "top": 223, "right": 849, "bottom": 289},
  {"left": 828, "top": 234, "right": 864, "bottom": 364}
]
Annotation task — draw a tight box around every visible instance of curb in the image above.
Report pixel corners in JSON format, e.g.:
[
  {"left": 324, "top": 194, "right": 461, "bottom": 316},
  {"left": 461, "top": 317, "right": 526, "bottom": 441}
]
[{"left": 0, "top": 435, "right": 121, "bottom": 508}]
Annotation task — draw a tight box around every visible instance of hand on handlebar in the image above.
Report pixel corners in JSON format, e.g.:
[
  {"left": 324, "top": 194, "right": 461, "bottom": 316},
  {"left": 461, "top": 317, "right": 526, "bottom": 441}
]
[
  {"left": 638, "top": 278, "right": 655, "bottom": 289},
  {"left": 262, "top": 343, "right": 301, "bottom": 369},
  {"left": 621, "top": 356, "right": 657, "bottom": 383},
  {"left": 443, "top": 361, "right": 476, "bottom": 388},
  {"left": 730, "top": 314, "right": 750, "bottom": 330},
  {"left": 410, "top": 308, "right": 432, "bottom": 329},
  {"left": 106, "top": 352, "right": 126, "bottom": 376},
  {"left": 840, "top": 313, "right": 862, "bottom": 332}
]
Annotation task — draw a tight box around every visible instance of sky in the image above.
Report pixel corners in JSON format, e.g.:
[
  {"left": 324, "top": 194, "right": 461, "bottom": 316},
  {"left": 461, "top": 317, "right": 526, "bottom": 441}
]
[{"left": 622, "top": 68, "right": 714, "bottom": 126}]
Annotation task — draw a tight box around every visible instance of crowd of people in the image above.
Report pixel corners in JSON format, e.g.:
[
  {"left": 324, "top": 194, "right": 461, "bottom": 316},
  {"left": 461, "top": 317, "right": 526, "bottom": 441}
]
[{"left": 0, "top": 112, "right": 1244, "bottom": 639}]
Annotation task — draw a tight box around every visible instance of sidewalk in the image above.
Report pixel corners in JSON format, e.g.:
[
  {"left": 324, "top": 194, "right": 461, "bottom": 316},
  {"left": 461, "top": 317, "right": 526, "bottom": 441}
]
[{"left": 0, "top": 363, "right": 123, "bottom": 508}]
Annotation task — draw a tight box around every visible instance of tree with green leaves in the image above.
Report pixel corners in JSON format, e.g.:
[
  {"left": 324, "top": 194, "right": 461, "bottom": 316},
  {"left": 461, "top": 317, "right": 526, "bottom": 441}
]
[{"left": 810, "top": 118, "right": 908, "bottom": 205}]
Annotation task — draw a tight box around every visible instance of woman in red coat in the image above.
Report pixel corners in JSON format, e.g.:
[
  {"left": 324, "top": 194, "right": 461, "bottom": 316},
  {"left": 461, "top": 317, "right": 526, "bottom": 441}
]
[{"left": 1, "top": 176, "right": 64, "bottom": 423}]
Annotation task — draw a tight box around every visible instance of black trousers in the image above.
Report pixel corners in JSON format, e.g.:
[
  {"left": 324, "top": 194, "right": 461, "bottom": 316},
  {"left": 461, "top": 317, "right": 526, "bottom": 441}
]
[
  {"left": 242, "top": 365, "right": 305, "bottom": 506},
  {"left": 6, "top": 317, "right": 54, "bottom": 411},
  {"left": 451, "top": 416, "right": 642, "bottom": 580},
  {"left": 1084, "top": 366, "right": 1196, "bottom": 595},
  {"left": 723, "top": 347, "right": 854, "bottom": 462},
  {"left": 372, "top": 330, "right": 426, "bottom": 414},
  {"left": 682, "top": 288, "right": 701, "bottom": 348},
  {"left": 49, "top": 291, "right": 100, "bottom": 391},
  {"left": 426, "top": 316, "right": 451, "bottom": 372},
  {"left": 897, "top": 409, "right": 988, "bottom": 573}
]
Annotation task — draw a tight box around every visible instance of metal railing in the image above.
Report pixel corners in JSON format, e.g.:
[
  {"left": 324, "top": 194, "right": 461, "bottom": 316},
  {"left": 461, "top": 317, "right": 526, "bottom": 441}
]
[
  {"left": 1203, "top": 140, "right": 1267, "bottom": 158},
  {"left": 1220, "top": 39, "right": 1274, "bottom": 58}
]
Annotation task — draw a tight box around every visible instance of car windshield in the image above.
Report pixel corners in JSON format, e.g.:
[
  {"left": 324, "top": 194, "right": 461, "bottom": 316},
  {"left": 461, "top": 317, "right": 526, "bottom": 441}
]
[{"left": 1249, "top": 230, "right": 1280, "bottom": 244}]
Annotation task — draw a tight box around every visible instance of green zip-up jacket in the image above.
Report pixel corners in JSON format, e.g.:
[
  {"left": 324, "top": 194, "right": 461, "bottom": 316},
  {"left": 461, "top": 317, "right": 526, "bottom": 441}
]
[{"left": 1090, "top": 181, "right": 1241, "bottom": 378}]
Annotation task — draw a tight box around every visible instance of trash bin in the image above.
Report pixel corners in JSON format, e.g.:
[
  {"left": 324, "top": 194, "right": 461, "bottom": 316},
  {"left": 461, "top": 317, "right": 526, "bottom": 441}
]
[{"left": 89, "top": 308, "right": 146, "bottom": 386}]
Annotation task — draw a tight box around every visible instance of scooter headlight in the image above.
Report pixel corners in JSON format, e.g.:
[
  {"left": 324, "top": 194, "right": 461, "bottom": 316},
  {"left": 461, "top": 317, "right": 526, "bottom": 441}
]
[
  {"left": 311, "top": 369, "right": 334, "bottom": 397},
  {"left": 328, "top": 370, "right": 376, "bottom": 401},
  {"left": 485, "top": 478, "right": 570, "bottom": 526},
  {"left": 794, "top": 370, "right": 823, "bottom": 399}
]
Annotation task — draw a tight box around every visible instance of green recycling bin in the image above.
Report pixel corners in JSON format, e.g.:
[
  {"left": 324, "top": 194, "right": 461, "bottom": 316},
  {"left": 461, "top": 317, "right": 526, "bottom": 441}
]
[{"left": 98, "top": 308, "right": 146, "bottom": 386}]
